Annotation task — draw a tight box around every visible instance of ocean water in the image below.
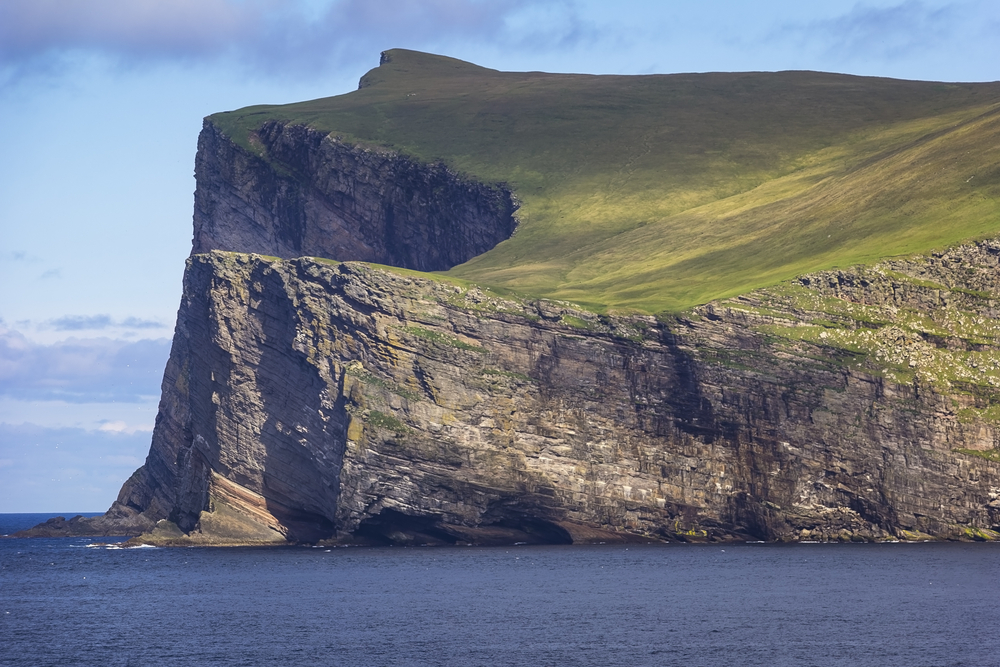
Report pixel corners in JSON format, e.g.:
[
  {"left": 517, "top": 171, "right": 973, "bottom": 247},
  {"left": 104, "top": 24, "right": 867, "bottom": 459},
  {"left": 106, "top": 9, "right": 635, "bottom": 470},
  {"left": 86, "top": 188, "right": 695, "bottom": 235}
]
[{"left": 2, "top": 514, "right": 999, "bottom": 667}]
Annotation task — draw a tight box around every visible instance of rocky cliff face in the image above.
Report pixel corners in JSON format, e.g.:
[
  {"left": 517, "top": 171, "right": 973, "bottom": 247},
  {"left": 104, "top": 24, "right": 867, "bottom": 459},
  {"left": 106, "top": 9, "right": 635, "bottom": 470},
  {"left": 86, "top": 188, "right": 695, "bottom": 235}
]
[
  {"left": 193, "top": 120, "right": 519, "bottom": 271},
  {"left": 21, "top": 123, "right": 1000, "bottom": 545},
  {"left": 81, "top": 237, "right": 1000, "bottom": 545}
]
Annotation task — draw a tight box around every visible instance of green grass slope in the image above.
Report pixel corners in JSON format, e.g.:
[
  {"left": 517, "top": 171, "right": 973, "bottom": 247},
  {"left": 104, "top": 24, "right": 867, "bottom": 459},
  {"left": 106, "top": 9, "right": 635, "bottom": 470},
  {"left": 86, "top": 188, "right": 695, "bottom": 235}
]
[{"left": 211, "top": 49, "right": 1000, "bottom": 313}]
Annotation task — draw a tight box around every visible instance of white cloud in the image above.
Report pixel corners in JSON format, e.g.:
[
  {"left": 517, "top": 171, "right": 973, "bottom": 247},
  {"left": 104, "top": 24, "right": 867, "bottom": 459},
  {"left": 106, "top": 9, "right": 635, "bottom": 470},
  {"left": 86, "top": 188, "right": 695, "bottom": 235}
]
[
  {"left": 46, "top": 314, "right": 166, "bottom": 331},
  {"left": 50, "top": 314, "right": 114, "bottom": 331},
  {"left": 0, "top": 0, "right": 264, "bottom": 60},
  {"left": 0, "top": 323, "right": 170, "bottom": 402},
  {"left": 808, "top": 1, "right": 956, "bottom": 61},
  {"left": 768, "top": 1, "right": 1000, "bottom": 71},
  {"left": 0, "top": 0, "right": 584, "bottom": 81},
  {"left": 98, "top": 420, "right": 152, "bottom": 435},
  {"left": 0, "top": 422, "right": 152, "bottom": 512},
  {"left": 0, "top": 397, "right": 159, "bottom": 431}
]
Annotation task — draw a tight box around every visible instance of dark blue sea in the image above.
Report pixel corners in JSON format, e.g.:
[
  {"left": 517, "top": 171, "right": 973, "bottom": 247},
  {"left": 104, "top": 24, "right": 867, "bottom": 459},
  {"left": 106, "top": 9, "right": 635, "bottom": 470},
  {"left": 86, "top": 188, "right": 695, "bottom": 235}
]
[{"left": 2, "top": 513, "right": 999, "bottom": 666}]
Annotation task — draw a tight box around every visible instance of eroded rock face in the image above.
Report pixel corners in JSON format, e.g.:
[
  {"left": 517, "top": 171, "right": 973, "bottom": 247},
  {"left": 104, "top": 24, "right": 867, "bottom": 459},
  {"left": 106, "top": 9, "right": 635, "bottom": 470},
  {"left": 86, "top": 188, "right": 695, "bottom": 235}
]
[
  {"left": 18, "top": 121, "right": 1000, "bottom": 546},
  {"left": 192, "top": 121, "right": 519, "bottom": 271},
  {"left": 71, "top": 247, "right": 1000, "bottom": 546}
]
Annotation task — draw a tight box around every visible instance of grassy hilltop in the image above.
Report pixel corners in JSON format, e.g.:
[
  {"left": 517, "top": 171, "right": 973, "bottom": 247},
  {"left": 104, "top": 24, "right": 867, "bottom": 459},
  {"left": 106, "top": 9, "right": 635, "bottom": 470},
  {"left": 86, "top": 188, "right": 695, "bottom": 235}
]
[{"left": 211, "top": 49, "right": 1000, "bottom": 313}]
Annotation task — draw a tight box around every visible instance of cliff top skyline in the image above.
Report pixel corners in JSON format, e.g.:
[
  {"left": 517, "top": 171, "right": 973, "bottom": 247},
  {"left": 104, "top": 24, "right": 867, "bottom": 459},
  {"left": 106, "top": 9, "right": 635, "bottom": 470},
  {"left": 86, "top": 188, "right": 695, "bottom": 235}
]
[{"left": 215, "top": 48, "right": 1000, "bottom": 312}]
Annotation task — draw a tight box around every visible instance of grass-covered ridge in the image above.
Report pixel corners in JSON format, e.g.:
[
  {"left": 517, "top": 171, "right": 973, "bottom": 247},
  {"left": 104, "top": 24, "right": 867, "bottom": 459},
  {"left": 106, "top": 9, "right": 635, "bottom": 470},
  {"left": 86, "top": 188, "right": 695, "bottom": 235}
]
[{"left": 211, "top": 49, "right": 1000, "bottom": 313}]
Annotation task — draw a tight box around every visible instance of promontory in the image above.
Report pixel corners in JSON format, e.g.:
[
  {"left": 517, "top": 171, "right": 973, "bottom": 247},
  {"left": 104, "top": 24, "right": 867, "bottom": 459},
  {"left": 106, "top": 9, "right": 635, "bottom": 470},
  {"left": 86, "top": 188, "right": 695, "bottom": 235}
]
[{"left": 20, "top": 49, "right": 1000, "bottom": 545}]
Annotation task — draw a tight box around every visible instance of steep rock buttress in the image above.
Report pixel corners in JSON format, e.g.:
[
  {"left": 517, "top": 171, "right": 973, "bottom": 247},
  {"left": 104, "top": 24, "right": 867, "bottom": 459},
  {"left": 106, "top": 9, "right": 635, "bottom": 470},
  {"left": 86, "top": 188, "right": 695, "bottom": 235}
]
[
  {"left": 95, "top": 249, "right": 1000, "bottom": 545},
  {"left": 192, "top": 120, "right": 518, "bottom": 271}
]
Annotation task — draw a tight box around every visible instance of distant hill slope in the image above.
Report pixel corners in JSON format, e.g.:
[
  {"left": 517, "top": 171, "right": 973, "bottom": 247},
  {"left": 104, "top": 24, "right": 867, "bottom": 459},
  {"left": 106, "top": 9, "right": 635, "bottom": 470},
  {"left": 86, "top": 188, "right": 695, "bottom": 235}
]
[{"left": 211, "top": 49, "right": 1000, "bottom": 312}]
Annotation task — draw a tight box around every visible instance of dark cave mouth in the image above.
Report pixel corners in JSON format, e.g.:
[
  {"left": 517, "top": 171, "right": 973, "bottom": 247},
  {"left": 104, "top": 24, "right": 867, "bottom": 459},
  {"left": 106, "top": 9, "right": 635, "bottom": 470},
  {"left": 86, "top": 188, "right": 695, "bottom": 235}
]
[{"left": 351, "top": 508, "right": 574, "bottom": 547}]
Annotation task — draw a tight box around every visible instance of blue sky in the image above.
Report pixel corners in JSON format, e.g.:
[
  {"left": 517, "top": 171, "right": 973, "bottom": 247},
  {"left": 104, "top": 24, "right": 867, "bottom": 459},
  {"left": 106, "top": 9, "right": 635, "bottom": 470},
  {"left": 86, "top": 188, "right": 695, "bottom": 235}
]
[{"left": 2, "top": 0, "right": 999, "bottom": 512}]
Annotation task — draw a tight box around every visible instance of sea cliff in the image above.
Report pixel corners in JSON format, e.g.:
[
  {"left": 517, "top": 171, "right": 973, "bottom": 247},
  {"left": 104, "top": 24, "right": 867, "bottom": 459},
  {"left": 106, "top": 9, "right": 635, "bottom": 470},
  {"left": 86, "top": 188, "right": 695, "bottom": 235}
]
[{"left": 19, "top": 112, "right": 1000, "bottom": 545}]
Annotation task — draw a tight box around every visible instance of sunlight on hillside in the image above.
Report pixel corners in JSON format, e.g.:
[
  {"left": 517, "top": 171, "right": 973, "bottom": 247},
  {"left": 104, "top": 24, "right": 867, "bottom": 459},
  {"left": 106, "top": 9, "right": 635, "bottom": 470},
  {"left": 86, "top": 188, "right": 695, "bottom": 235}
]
[{"left": 211, "top": 49, "right": 1000, "bottom": 313}]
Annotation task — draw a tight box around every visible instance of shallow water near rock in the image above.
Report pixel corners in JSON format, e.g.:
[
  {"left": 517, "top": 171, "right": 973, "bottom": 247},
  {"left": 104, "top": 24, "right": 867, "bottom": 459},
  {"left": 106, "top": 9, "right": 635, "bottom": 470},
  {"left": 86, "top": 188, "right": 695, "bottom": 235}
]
[{"left": 2, "top": 514, "right": 998, "bottom": 666}]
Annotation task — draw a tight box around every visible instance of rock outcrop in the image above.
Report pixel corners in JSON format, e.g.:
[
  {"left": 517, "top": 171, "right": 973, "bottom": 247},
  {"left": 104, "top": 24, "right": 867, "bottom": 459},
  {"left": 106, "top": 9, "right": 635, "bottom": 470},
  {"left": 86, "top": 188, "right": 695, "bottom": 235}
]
[
  {"left": 193, "top": 120, "right": 519, "bottom": 271},
  {"left": 95, "top": 242, "right": 1000, "bottom": 546},
  {"left": 18, "top": 119, "right": 1000, "bottom": 546}
]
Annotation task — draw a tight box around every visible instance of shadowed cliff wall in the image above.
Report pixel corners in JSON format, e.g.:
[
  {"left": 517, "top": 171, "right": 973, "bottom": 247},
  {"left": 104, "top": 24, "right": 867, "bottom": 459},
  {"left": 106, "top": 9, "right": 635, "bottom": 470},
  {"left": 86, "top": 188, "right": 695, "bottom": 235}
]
[{"left": 192, "top": 120, "right": 519, "bottom": 270}]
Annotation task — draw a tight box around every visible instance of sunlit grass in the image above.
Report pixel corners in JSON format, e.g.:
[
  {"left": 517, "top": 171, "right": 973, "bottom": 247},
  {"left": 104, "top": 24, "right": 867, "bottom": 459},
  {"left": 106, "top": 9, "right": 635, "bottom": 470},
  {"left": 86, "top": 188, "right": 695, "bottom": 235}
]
[{"left": 211, "top": 49, "right": 1000, "bottom": 313}]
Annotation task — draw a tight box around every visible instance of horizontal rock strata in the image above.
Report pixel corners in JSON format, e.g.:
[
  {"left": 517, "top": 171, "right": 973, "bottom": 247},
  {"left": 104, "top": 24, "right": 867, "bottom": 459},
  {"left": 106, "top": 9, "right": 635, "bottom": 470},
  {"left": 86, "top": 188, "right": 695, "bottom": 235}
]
[
  {"left": 32, "top": 241, "right": 1000, "bottom": 545},
  {"left": 18, "top": 114, "right": 1000, "bottom": 546},
  {"left": 192, "top": 120, "right": 518, "bottom": 271}
]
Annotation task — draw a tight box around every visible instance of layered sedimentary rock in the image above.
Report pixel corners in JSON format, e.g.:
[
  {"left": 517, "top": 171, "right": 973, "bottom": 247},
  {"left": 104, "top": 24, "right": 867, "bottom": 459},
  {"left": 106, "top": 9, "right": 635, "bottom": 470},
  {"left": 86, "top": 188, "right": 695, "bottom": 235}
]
[
  {"left": 95, "top": 243, "right": 1000, "bottom": 546},
  {"left": 22, "top": 118, "right": 1000, "bottom": 545},
  {"left": 193, "top": 120, "right": 518, "bottom": 271}
]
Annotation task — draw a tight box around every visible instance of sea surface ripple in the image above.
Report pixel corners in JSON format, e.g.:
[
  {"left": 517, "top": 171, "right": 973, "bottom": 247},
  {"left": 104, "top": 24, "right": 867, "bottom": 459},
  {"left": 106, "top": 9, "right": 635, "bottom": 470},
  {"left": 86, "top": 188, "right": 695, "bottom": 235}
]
[{"left": 2, "top": 514, "right": 998, "bottom": 666}]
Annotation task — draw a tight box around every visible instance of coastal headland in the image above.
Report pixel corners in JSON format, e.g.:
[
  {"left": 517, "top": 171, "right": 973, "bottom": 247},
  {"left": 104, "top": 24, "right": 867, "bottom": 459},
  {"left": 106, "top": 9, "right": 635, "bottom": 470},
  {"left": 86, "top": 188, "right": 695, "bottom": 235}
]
[{"left": 18, "top": 50, "right": 1000, "bottom": 545}]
